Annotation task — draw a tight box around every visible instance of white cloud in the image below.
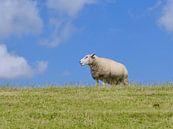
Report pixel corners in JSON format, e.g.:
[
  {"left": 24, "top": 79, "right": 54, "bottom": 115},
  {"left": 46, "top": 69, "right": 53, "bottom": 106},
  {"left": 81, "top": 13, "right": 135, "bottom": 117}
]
[
  {"left": 0, "top": 44, "right": 32, "bottom": 79},
  {"left": 0, "top": 0, "right": 43, "bottom": 38},
  {"left": 0, "top": 0, "right": 116, "bottom": 47},
  {"left": 0, "top": 44, "right": 48, "bottom": 79},
  {"left": 159, "top": 0, "right": 173, "bottom": 32}
]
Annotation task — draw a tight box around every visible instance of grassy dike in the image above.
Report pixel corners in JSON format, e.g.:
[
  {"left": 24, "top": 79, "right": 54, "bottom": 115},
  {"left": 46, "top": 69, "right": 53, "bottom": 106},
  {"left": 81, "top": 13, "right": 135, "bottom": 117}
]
[{"left": 0, "top": 85, "right": 173, "bottom": 129}]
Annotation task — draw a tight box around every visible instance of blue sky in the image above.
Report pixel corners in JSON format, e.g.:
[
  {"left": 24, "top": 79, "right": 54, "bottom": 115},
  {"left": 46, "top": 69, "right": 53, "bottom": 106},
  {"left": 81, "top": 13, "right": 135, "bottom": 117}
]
[{"left": 0, "top": 0, "right": 173, "bottom": 86}]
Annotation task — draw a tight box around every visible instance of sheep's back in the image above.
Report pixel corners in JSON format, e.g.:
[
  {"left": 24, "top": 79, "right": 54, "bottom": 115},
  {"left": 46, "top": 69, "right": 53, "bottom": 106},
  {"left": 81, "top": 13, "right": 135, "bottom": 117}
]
[{"left": 95, "top": 57, "right": 126, "bottom": 77}]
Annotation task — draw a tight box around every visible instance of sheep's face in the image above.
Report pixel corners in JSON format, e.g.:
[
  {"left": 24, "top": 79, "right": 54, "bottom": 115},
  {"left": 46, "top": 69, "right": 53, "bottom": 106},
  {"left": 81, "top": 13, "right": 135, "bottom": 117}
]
[{"left": 80, "top": 54, "right": 96, "bottom": 66}]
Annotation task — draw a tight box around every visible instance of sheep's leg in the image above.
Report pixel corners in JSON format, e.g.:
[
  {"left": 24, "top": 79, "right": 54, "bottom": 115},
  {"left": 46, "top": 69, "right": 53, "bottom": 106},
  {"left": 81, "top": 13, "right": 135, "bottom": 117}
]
[
  {"left": 96, "top": 80, "right": 99, "bottom": 87},
  {"left": 118, "top": 78, "right": 124, "bottom": 85},
  {"left": 123, "top": 75, "right": 128, "bottom": 85},
  {"left": 110, "top": 78, "right": 118, "bottom": 86},
  {"left": 102, "top": 81, "right": 106, "bottom": 86}
]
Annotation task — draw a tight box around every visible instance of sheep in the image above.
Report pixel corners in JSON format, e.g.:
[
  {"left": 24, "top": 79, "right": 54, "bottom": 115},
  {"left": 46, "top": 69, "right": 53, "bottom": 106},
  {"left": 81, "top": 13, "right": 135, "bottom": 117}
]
[{"left": 80, "top": 53, "right": 128, "bottom": 86}]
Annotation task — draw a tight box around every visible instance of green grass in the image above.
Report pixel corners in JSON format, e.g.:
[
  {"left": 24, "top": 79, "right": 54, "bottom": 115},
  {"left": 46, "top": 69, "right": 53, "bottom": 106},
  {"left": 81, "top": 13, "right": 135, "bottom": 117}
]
[{"left": 1, "top": 85, "right": 173, "bottom": 129}]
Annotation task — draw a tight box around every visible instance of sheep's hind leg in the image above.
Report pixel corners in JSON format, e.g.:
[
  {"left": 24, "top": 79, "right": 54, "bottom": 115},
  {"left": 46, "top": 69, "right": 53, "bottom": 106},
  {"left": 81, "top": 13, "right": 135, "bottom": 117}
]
[{"left": 123, "top": 75, "right": 128, "bottom": 85}]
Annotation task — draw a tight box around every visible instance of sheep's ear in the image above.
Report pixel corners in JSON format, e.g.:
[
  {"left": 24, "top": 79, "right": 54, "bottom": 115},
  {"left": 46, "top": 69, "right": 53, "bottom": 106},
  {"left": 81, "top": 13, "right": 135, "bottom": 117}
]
[{"left": 91, "top": 53, "right": 96, "bottom": 58}]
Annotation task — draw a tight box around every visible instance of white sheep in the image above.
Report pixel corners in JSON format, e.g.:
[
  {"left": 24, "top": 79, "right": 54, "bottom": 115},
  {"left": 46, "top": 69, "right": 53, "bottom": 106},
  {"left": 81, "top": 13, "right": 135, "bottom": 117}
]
[{"left": 80, "top": 53, "right": 128, "bottom": 86}]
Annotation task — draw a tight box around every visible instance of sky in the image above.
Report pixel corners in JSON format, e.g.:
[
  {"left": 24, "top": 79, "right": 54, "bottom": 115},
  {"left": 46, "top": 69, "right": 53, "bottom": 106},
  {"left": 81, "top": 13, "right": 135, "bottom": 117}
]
[{"left": 0, "top": 0, "right": 173, "bottom": 86}]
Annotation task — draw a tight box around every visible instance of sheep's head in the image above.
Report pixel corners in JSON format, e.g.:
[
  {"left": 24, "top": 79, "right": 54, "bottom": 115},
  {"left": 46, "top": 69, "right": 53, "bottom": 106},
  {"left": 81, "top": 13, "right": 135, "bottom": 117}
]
[{"left": 80, "top": 53, "right": 96, "bottom": 66}]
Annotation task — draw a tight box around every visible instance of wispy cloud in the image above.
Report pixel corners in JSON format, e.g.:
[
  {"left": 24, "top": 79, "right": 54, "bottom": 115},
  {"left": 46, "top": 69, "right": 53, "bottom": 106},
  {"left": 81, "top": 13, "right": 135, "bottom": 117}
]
[
  {"left": 62, "top": 70, "right": 72, "bottom": 77},
  {"left": 0, "top": 44, "right": 48, "bottom": 79},
  {"left": 158, "top": 0, "right": 173, "bottom": 32},
  {"left": 47, "top": 0, "right": 96, "bottom": 16},
  {"left": 147, "top": 0, "right": 163, "bottom": 12},
  {"left": 35, "top": 61, "right": 48, "bottom": 74},
  {"left": 39, "top": 0, "right": 97, "bottom": 47},
  {"left": 104, "top": 0, "right": 116, "bottom": 4},
  {"left": 40, "top": 20, "right": 75, "bottom": 47},
  {"left": 0, "top": 0, "right": 43, "bottom": 38}
]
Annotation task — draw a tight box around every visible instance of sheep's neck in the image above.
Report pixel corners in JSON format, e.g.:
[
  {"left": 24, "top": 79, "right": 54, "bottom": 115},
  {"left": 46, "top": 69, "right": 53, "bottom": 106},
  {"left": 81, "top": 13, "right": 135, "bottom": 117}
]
[
  {"left": 89, "top": 62, "right": 98, "bottom": 71},
  {"left": 89, "top": 62, "right": 99, "bottom": 78}
]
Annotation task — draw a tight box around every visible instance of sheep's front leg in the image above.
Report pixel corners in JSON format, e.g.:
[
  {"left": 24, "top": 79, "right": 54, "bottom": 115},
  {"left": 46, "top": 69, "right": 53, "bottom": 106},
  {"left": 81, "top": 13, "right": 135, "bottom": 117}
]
[{"left": 96, "top": 79, "right": 99, "bottom": 87}]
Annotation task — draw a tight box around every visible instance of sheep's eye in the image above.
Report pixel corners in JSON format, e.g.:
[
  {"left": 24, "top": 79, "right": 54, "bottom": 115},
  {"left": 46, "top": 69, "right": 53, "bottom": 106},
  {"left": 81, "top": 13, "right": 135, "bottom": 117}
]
[{"left": 85, "top": 56, "right": 88, "bottom": 59}]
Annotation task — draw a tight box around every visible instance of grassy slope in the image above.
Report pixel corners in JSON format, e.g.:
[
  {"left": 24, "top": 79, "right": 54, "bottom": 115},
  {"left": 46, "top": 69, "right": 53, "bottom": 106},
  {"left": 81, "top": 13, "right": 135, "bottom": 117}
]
[{"left": 0, "top": 85, "right": 173, "bottom": 129}]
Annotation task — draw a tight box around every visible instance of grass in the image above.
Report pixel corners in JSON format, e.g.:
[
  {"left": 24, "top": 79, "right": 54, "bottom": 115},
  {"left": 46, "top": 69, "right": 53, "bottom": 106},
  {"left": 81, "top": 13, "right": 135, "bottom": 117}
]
[{"left": 0, "top": 85, "right": 173, "bottom": 129}]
